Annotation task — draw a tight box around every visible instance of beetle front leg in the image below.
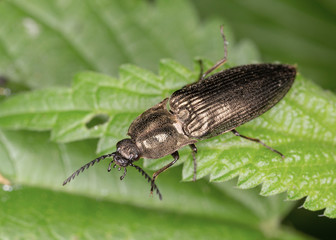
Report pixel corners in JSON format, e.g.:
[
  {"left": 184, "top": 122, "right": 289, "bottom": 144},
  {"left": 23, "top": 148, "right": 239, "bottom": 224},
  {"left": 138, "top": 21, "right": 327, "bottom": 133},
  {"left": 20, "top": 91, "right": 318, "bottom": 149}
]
[
  {"left": 189, "top": 144, "right": 197, "bottom": 181},
  {"left": 150, "top": 151, "right": 179, "bottom": 193},
  {"left": 152, "top": 151, "right": 179, "bottom": 182},
  {"left": 120, "top": 168, "right": 127, "bottom": 180},
  {"left": 231, "top": 129, "right": 285, "bottom": 159}
]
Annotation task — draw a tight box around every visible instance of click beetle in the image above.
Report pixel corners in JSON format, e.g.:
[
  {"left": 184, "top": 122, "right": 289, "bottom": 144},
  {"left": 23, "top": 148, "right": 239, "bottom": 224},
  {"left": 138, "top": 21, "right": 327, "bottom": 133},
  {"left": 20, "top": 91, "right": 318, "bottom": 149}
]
[{"left": 63, "top": 26, "right": 296, "bottom": 200}]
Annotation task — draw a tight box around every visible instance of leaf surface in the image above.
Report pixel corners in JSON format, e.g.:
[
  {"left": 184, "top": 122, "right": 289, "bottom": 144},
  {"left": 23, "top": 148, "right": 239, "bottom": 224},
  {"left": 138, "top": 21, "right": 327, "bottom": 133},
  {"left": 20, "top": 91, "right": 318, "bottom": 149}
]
[
  {"left": 0, "top": 60, "right": 335, "bottom": 218},
  {"left": 0, "top": 130, "right": 307, "bottom": 239}
]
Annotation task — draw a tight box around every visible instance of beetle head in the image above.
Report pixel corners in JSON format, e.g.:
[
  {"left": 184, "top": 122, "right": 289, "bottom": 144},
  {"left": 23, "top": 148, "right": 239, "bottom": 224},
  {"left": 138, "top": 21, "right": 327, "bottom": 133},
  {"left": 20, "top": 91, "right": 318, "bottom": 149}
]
[
  {"left": 107, "top": 139, "right": 140, "bottom": 169},
  {"left": 115, "top": 139, "right": 140, "bottom": 164},
  {"left": 62, "top": 138, "right": 163, "bottom": 200}
]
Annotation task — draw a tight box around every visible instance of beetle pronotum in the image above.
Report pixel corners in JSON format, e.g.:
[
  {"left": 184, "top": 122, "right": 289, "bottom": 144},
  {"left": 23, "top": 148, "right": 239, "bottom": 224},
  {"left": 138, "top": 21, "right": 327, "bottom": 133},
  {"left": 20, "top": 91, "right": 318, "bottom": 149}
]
[{"left": 63, "top": 26, "right": 296, "bottom": 200}]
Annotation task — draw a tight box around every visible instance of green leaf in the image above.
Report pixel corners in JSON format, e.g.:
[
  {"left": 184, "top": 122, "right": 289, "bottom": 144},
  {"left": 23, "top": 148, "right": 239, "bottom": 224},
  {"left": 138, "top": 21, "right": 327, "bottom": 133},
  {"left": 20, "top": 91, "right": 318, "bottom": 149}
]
[
  {"left": 0, "top": 60, "right": 335, "bottom": 219},
  {"left": 0, "top": 185, "right": 306, "bottom": 240},
  {"left": 0, "top": 130, "right": 307, "bottom": 239},
  {"left": 0, "top": 0, "right": 235, "bottom": 89},
  {"left": 193, "top": 0, "right": 336, "bottom": 91},
  {"left": 0, "top": 0, "right": 333, "bottom": 238}
]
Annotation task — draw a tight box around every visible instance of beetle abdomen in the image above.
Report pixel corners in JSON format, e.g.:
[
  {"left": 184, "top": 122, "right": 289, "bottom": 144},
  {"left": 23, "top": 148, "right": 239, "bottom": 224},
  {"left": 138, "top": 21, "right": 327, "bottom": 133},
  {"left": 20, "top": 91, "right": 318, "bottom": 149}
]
[{"left": 169, "top": 64, "right": 296, "bottom": 139}]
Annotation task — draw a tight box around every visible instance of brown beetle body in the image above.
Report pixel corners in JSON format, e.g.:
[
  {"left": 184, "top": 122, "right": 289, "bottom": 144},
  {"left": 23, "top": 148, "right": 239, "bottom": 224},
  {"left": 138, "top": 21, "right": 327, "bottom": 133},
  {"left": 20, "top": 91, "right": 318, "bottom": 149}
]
[
  {"left": 126, "top": 63, "right": 295, "bottom": 160},
  {"left": 170, "top": 64, "right": 296, "bottom": 139},
  {"left": 63, "top": 27, "right": 296, "bottom": 200}
]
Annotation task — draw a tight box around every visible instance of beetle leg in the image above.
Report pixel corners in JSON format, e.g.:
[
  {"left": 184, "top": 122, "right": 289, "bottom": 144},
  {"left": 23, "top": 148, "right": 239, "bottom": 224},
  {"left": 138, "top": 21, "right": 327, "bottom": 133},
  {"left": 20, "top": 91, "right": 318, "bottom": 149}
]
[
  {"left": 151, "top": 151, "right": 179, "bottom": 193},
  {"left": 200, "top": 25, "right": 228, "bottom": 80},
  {"left": 153, "top": 151, "right": 179, "bottom": 182},
  {"left": 189, "top": 144, "right": 198, "bottom": 181},
  {"left": 197, "top": 59, "right": 204, "bottom": 81},
  {"left": 120, "top": 168, "right": 127, "bottom": 180},
  {"left": 231, "top": 129, "right": 285, "bottom": 159},
  {"left": 107, "top": 160, "right": 114, "bottom": 172}
]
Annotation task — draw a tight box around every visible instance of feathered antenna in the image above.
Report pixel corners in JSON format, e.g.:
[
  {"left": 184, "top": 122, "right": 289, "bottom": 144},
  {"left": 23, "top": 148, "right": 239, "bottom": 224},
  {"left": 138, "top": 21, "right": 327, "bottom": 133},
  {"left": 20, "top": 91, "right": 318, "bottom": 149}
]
[
  {"left": 63, "top": 152, "right": 116, "bottom": 186},
  {"left": 130, "top": 163, "right": 162, "bottom": 200}
]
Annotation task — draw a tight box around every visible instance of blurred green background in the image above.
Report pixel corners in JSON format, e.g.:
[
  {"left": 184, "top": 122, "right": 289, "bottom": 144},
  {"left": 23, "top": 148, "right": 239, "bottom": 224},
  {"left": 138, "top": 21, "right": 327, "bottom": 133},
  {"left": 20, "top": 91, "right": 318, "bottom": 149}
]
[
  {"left": 0, "top": 0, "right": 335, "bottom": 239},
  {"left": 193, "top": 0, "right": 336, "bottom": 92}
]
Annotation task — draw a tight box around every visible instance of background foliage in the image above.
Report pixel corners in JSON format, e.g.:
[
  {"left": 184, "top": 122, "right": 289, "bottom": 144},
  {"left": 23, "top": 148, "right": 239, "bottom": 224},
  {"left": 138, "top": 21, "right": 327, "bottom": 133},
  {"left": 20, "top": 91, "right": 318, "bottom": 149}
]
[{"left": 0, "top": 0, "right": 335, "bottom": 239}]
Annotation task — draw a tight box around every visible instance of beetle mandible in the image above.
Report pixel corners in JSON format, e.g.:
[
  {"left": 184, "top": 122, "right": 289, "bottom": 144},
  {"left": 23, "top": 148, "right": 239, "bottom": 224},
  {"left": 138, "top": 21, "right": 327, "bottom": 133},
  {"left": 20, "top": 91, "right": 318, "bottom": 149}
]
[{"left": 63, "top": 26, "right": 296, "bottom": 200}]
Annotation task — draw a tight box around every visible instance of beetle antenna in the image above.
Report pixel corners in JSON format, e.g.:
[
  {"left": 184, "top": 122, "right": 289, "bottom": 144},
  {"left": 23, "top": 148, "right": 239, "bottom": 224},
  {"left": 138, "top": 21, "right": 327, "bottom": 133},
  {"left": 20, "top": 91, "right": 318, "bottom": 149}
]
[
  {"left": 130, "top": 163, "right": 163, "bottom": 200},
  {"left": 63, "top": 152, "right": 116, "bottom": 186}
]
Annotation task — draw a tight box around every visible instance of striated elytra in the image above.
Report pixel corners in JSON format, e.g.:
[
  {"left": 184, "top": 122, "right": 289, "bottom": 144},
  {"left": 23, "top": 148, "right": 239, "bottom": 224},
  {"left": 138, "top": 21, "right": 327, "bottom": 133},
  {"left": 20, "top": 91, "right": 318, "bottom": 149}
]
[{"left": 63, "top": 27, "right": 296, "bottom": 200}]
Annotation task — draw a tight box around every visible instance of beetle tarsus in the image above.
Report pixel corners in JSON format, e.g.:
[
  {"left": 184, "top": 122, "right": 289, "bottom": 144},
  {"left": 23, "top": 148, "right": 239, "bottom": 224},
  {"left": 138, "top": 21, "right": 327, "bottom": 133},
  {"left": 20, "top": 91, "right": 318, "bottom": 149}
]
[
  {"left": 189, "top": 144, "right": 198, "bottom": 181},
  {"left": 231, "top": 129, "right": 285, "bottom": 159},
  {"left": 120, "top": 168, "right": 127, "bottom": 180},
  {"left": 107, "top": 160, "right": 114, "bottom": 172}
]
